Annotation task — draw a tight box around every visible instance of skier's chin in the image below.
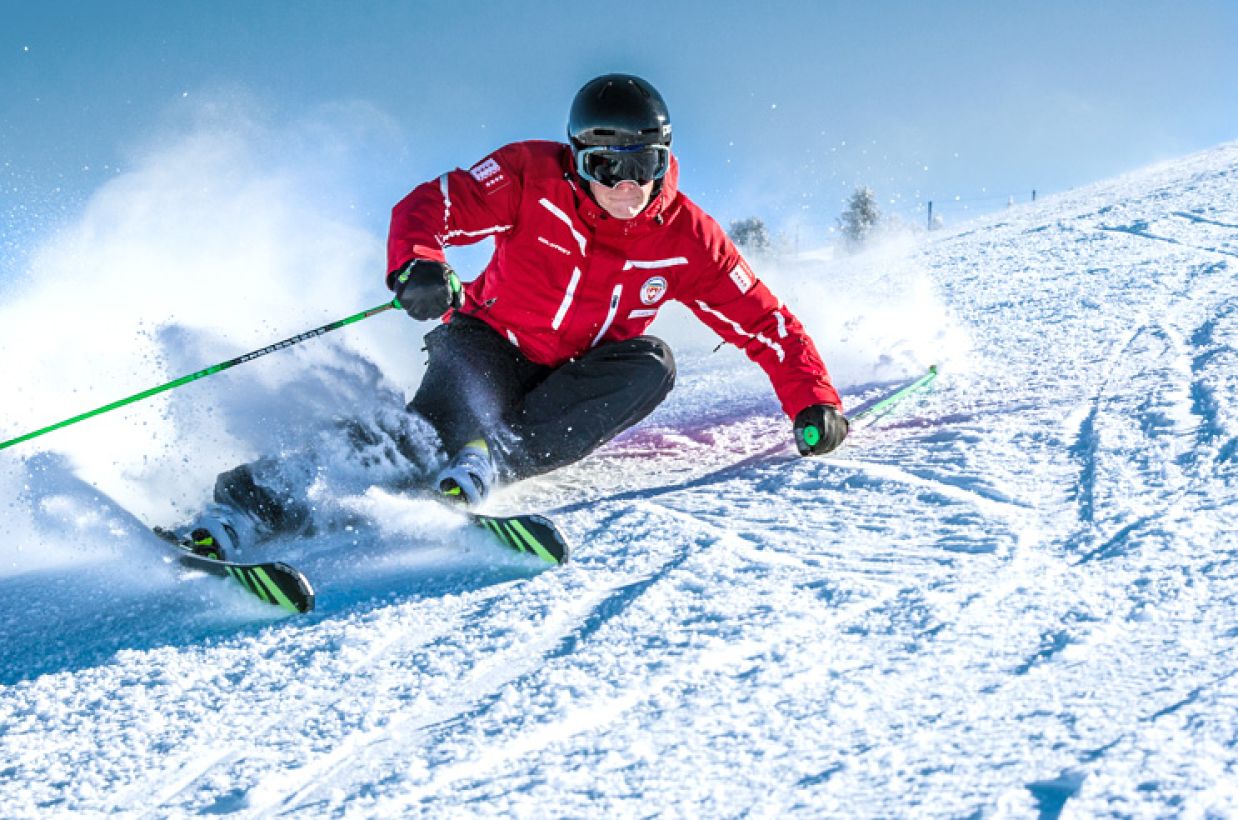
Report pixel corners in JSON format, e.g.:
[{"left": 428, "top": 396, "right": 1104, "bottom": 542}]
[
  {"left": 590, "top": 181, "right": 653, "bottom": 220},
  {"left": 607, "top": 202, "right": 645, "bottom": 219}
]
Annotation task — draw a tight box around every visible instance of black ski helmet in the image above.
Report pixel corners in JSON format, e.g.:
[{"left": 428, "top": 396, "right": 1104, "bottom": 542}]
[{"left": 567, "top": 74, "right": 672, "bottom": 152}]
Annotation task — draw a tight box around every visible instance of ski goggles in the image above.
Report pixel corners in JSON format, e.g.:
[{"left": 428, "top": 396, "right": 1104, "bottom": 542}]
[{"left": 574, "top": 144, "right": 671, "bottom": 188}]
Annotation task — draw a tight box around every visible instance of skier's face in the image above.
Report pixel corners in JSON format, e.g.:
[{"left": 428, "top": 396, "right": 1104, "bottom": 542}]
[{"left": 589, "top": 179, "right": 655, "bottom": 220}]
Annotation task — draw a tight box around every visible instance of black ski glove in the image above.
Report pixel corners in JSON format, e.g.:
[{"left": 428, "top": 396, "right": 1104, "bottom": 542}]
[
  {"left": 389, "top": 259, "right": 464, "bottom": 321},
  {"left": 793, "top": 404, "right": 849, "bottom": 456}
]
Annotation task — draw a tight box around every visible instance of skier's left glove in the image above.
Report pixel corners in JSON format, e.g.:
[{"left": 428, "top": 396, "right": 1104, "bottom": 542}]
[
  {"left": 389, "top": 259, "right": 464, "bottom": 321},
  {"left": 793, "top": 404, "right": 849, "bottom": 456}
]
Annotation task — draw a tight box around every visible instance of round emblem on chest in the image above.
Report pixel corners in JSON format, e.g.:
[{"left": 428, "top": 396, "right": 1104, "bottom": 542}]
[{"left": 640, "top": 276, "right": 669, "bottom": 305}]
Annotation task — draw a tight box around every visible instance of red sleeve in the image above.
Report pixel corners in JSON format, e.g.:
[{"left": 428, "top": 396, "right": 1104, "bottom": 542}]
[
  {"left": 386, "top": 143, "right": 527, "bottom": 280},
  {"left": 682, "top": 224, "right": 842, "bottom": 419}
]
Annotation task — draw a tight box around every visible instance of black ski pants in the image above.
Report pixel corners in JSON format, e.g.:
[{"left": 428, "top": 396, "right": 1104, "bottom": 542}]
[{"left": 411, "top": 313, "right": 676, "bottom": 480}]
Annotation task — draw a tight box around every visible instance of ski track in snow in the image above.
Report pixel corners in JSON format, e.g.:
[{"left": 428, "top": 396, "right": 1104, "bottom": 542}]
[{"left": 3, "top": 144, "right": 1238, "bottom": 816}]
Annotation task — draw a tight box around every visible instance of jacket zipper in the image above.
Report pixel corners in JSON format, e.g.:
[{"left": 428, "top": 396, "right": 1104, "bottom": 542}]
[{"left": 591, "top": 284, "right": 623, "bottom": 347}]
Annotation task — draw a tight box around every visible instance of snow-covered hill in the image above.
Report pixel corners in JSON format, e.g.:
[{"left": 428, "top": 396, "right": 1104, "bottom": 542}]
[{"left": 2, "top": 141, "right": 1237, "bottom": 817}]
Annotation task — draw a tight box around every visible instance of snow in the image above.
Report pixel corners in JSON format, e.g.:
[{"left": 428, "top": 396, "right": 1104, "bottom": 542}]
[{"left": 2, "top": 138, "right": 1238, "bottom": 816}]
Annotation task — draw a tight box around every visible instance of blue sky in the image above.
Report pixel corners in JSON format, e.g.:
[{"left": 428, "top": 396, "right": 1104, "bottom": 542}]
[{"left": 3, "top": 0, "right": 1236, "bottom": 256}]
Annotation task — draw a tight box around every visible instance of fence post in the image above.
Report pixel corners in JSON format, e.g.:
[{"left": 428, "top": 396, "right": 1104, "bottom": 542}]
[{"left": 927, "top": 200, "right": 933, "bottom": 230}]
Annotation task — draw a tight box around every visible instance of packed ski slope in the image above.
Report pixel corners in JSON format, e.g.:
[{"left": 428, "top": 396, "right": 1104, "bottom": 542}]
[{"left": 3, "top": 140, "right": 1237, "bottom": 817}]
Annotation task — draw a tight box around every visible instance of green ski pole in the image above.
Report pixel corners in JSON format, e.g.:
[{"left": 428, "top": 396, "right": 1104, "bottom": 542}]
[
  {"left": 847, "top": 365, "right": 939, "bottom": 429},
  {"left": 1, "top": 300, "right": 399, "bottom": 452}
]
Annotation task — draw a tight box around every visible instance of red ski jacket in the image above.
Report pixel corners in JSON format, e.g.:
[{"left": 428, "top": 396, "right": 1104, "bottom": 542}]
[{"left": 387, "top": 140, "right": 842, "bottom": 418}]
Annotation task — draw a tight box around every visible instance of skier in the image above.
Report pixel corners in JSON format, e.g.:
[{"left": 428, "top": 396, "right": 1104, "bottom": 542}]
[{"left": 174, "top": 73, "right": 848, "bottom": 556}]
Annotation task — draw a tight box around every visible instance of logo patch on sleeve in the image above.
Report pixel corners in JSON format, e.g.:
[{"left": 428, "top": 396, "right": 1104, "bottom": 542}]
[
  {"left": 469, "top": 157, "right": 509, "bottom": 192},
  {"left": 728, "top": 260, "right": 756, "bottom": 294}
]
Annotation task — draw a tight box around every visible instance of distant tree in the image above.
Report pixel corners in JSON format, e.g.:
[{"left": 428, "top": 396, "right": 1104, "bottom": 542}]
[
  {"left": 837, "top": 187, "right": 882, "bottom": 251},
  {"left": 728, "top": 217, "right": 773, "bottom": 255}
]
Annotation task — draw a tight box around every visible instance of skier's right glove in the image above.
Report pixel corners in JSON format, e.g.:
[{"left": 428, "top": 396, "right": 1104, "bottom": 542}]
[
  {"left": 793, "top": 404, "right": 849, "bottom": 456},
  {"left": 389, "top": 259, "right": 464, "bottom": 321}
]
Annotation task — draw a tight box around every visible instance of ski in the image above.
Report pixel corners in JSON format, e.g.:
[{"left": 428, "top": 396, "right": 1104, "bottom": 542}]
[
  {"left": 149, "top": 510, "right": 564, "bottom": 614},
  {"left": 468, "top": 512, "right": 571, "bottom": 565},
  {"left": 153, "top": 527, "right": 316, "bottom": 614}
]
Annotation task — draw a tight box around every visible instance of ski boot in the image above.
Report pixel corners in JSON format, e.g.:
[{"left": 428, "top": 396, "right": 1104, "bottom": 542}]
[
  {"left": 435, "top": 439, "right": 497, "bottom": 507},
  {"left": 160, "top": 503, "right": 260, "bottom": 561}
]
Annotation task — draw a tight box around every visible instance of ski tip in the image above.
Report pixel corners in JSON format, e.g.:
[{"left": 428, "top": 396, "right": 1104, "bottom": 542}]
[
  {"left": 154, "top": 525, "right": 316, "bottom": 614},
  {"left": 270, "top": 562, "right": 316, "bottom": 613},
  {"left": 471, "top": 512, "right": 571, "bottom": 566},
  {"left": 226, "top": 561, "right": 316, "bottom": 614}
]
